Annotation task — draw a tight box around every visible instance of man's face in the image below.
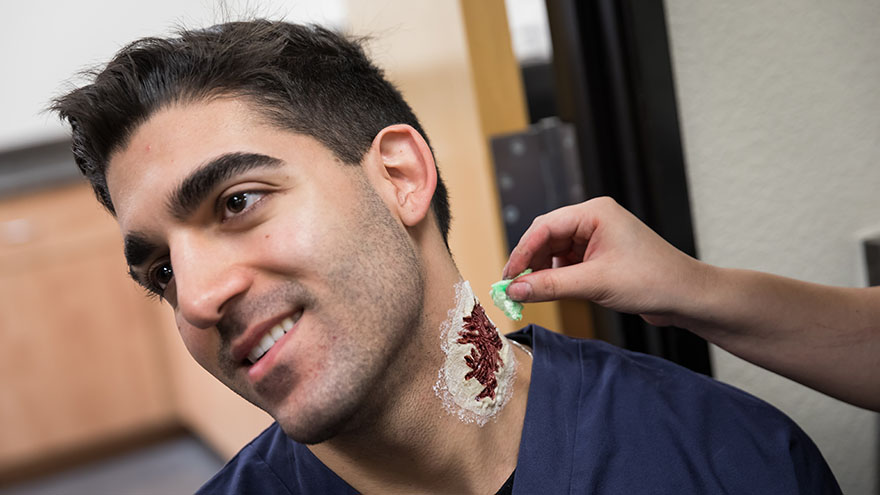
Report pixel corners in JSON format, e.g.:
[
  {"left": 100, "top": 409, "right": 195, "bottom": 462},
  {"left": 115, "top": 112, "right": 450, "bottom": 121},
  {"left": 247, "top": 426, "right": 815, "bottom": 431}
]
[{"left": 107, "top": 98, "right": 424, "bottom": 443}]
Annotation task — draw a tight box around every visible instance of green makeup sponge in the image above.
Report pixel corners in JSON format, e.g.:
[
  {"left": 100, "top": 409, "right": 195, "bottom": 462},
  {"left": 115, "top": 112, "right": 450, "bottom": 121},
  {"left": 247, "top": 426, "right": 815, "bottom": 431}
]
[{"left": 489, "top": 269, "right": 532, "bottom": 320}]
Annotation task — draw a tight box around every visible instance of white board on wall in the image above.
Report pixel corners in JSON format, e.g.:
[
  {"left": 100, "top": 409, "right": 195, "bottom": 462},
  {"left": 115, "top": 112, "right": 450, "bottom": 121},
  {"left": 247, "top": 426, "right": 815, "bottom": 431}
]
[{"left": 0, "top": 0, "right": 345, "bottom": 152}]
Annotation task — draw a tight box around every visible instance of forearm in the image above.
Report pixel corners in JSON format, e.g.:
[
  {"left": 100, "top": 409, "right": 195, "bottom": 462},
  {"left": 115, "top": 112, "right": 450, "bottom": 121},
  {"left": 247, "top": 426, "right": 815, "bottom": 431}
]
[{"left": 676, "top": 266, "right": 880, "bottom": 411}]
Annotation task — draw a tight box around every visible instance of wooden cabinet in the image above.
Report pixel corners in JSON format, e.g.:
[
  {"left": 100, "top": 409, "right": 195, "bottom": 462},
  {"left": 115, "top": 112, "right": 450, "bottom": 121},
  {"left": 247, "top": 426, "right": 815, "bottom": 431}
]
[
  {"left": 0, "top": 183, "right": 271, "bottom": 476},
  {"left": 0, "top": 184, "right": 176, "bottom": 474}
]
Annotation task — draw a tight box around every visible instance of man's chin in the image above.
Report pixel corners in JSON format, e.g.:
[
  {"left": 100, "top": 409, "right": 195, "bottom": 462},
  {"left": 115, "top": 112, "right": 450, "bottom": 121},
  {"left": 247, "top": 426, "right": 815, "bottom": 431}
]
[
  {"left": 279, "top": 422, "right": 341, "bottom": 445},
  {"left": 269, "top": 384, "right": 370, "bottom": 445},
  {"left": 275, "top": 406, "right": 357, "bottom": 445}
]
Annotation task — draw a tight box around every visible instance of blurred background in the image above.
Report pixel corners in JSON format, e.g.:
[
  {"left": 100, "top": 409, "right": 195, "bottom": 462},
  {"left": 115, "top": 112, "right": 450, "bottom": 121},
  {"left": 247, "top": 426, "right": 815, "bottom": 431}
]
[{"left": 0, "top": 0, "right": 877, "bottom": 493}]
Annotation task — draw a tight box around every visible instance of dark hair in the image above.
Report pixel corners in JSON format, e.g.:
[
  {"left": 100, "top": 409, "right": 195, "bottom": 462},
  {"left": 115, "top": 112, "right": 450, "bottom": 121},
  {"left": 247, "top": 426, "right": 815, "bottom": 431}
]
[{"left": 51, "top": 20, "right": 451, "bottom": 244}]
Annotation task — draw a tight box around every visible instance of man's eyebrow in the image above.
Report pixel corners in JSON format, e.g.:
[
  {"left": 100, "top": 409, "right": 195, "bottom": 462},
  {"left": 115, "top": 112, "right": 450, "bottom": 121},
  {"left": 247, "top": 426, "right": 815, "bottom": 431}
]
[
  {"left": 124, "top": 232, "right": 159, "bottom": 283},
  {"left": 167, "top": 152, "right": 284, "bottom": 221}
]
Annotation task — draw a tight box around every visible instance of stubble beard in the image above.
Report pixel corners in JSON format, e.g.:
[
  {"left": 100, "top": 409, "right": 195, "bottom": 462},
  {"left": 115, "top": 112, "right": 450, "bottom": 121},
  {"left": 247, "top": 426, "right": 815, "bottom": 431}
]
[{"left": 276, "top": 173, "right": 426, "bottom": 445}]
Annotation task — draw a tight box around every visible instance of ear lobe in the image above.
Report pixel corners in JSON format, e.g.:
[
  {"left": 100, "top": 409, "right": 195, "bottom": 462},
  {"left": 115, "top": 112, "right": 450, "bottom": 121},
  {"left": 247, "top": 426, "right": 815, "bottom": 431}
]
[{"left": 372, "top": 124, "right": 437, "bottom": 227}]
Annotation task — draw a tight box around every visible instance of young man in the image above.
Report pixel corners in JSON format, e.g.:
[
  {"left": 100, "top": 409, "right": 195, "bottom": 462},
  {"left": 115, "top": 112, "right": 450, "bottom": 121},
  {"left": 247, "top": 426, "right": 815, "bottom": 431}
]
[{"left": 53, "top": 20, "right": 840, "bottom": 494}]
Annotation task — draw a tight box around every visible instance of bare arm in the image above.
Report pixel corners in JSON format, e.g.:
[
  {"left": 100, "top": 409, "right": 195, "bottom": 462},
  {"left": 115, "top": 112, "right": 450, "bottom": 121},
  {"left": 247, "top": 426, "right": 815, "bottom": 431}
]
[{"left": 503, "top": 197, "right": 880, "bottom": 411}]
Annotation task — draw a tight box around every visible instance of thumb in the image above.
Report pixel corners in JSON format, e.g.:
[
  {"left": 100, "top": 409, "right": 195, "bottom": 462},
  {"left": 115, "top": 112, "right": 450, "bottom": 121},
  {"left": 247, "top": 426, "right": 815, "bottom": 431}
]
[{"left": 507, "top": 264, "right": 600, "bottom": 303}]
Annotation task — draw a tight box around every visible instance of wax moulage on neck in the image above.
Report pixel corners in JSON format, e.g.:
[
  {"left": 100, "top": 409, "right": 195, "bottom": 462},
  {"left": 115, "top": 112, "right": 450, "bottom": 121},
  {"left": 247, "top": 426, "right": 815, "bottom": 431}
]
[{"left": 434, "top": 280, "right": 516, "bottom": 426}]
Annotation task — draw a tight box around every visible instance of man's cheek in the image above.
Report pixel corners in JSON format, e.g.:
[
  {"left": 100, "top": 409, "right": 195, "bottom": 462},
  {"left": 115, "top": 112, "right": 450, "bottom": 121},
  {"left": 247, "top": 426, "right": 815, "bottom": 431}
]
[{"left": 263, "top": 228, "right": 321, "bottom": 270}]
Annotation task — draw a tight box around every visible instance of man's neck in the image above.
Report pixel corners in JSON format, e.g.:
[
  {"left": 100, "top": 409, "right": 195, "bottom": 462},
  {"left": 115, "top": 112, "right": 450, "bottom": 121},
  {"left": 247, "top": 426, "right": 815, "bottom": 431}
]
[{"left": 308, "top": 260, "right": 532, "bottom": 494}]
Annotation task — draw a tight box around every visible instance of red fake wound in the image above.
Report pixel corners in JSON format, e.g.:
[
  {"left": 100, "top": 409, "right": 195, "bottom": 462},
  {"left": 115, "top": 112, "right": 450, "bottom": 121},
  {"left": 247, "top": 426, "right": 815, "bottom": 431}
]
[{"left": 458, "top": 301, "right": 504, "bottom": 401}]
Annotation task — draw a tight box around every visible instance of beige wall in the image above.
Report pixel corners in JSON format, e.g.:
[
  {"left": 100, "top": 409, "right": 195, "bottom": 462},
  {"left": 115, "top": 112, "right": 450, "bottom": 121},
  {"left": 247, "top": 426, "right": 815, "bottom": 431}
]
[{"left": 665, "top": 2, "right": 880, "bottom": 493}]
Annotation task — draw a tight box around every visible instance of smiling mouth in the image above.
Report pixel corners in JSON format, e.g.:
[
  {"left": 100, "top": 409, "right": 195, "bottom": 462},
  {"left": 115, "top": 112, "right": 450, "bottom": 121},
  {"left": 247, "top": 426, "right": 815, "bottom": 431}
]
[{"left": 246, "top": 310, "right": 303, "bottom": 364}]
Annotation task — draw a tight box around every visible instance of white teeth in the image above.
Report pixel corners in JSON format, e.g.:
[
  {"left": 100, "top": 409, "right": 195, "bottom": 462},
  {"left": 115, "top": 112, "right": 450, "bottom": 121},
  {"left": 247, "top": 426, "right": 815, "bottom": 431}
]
[
  {"left": 247, "top": 347, "right": 265, "bottom": 365},
  {"left": 282, "top": 317, "right": 295, "bottom": 332},
  {"left": 246, "top": 313, "right": 300, "bottom": 364},
  {"left": 258, "top": 333, "right": 275, "bottom": 353}
]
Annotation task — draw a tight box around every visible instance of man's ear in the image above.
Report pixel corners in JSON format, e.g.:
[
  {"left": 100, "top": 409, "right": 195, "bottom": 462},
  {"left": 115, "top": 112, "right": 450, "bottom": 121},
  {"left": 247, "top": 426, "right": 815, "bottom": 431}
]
[{"left": 368, "top": 124, "right": 437, "bottom": 227}]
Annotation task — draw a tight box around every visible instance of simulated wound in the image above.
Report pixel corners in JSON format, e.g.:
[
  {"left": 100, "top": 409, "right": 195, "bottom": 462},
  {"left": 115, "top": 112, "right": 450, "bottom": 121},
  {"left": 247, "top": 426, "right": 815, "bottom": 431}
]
[{"left": 458, "top": 302, "right": 504, "bottom": 401}]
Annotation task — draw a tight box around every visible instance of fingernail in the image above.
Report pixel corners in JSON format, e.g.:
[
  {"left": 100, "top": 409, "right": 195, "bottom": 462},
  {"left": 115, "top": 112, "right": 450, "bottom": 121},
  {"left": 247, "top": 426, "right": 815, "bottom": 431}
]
[
  {"left": 507, "top": 282, "right": 531, "bottom": 301},
  {"left": 501, "top": 262, "right": 511, "bottom": 279}
]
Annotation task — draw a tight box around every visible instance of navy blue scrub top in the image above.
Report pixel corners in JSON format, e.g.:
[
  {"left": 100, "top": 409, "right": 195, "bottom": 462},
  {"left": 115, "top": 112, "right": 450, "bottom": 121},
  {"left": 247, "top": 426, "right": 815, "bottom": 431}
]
[{"left": 197, "top": 325, "right": 840, "bottom": 494}]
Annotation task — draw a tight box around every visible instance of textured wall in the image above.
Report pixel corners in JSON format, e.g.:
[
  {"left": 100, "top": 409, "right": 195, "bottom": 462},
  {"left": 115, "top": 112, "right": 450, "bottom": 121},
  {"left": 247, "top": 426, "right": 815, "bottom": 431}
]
[{"left": 664, "top": 1, "right": 880, "bottom": 493}]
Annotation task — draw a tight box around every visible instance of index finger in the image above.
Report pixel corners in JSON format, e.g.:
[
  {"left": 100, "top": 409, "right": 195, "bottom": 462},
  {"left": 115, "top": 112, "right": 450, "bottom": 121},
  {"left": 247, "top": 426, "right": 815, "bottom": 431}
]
[{"left": 503, "top": 201, "right": 601, "bottom": 278}]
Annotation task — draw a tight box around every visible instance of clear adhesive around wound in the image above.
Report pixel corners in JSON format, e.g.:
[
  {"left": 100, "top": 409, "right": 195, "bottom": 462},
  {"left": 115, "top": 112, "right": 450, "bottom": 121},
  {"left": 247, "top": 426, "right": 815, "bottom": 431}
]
[{"left": 434, "top": 280, "right": 516, "bottom": 426}]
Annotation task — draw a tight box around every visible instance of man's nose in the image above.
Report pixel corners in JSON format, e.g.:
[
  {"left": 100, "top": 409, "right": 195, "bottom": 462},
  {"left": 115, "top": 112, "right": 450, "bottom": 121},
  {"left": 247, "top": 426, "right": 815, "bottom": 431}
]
[{"left": 171, "top": 236, "right": 251, "bottom": 330}]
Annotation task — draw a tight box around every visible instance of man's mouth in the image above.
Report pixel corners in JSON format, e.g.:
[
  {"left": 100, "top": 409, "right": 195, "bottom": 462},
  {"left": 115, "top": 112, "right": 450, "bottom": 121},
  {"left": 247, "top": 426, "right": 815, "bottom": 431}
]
[{"left": 246, "top": 310, "right": 303, "bottom": 364}]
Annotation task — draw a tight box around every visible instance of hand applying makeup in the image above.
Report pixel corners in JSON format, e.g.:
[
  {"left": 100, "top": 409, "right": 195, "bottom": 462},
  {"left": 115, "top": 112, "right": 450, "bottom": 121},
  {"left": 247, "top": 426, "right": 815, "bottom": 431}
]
[
  {"left": 502, "top": 196, "right": 706, "bottom": 328},
  {"left": 501, "top": 197, "right": 880, "bottom": 412}
]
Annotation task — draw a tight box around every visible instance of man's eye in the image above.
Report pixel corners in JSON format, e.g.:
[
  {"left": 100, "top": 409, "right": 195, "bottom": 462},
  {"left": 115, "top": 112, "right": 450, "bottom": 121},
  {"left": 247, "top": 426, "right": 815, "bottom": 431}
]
[
  {"left": 150, "top": 262, "right": 174, "bottom": 292},
  {"left": 222, "top": 192, "right": 264, "bottom": 220}
]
